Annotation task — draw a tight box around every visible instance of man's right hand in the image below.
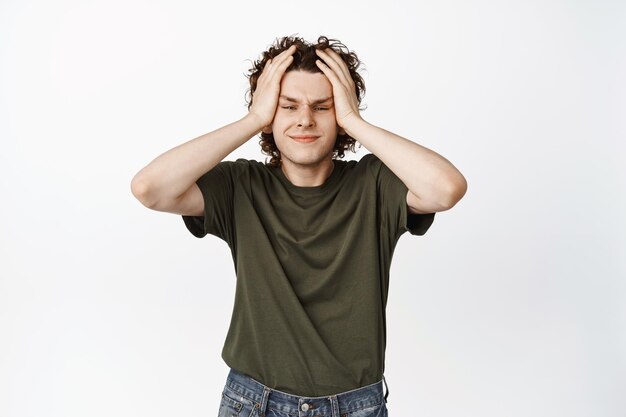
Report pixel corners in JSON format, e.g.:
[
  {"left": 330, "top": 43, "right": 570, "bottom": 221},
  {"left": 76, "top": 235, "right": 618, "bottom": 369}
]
[
  {"left": 131, "top": 45, "right": 297, "bottom": 215},
  {"left": 248, "top": 45, "right": 297, "bottom": 128}
]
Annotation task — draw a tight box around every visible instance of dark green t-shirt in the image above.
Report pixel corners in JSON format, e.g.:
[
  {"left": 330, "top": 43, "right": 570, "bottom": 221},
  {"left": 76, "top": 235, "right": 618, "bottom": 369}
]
[{"left": 182, "top": 153, "right": 435, "bottom": 396}]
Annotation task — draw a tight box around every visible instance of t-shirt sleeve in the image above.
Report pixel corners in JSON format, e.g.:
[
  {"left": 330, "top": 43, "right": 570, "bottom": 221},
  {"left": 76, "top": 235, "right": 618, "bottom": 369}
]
[
  {"left": 181, "top": 160, "right": 245, "bottom": 244},
  {"left": 367, "top": 154, "right": 435, "bottom": 237}
]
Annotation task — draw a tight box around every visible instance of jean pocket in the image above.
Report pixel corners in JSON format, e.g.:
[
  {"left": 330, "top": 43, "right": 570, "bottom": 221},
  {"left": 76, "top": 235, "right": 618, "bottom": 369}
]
[
  {"left": 344, "top": 401, "right": 388, "bottom": 417},
  {"left": 218, "top": 386, "right": 256, "bottom": 417}
]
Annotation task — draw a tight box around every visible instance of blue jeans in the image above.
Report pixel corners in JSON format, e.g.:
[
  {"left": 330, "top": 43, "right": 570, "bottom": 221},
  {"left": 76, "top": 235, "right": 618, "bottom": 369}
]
[{"left": 218, "top": 368, "right": 390, "bottom": 417}]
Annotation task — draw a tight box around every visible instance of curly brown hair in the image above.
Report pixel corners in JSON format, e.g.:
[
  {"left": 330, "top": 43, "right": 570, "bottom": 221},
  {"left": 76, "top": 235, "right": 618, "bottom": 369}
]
[{"left": 246, "top": 35, "right": 366, "bottom": 167}]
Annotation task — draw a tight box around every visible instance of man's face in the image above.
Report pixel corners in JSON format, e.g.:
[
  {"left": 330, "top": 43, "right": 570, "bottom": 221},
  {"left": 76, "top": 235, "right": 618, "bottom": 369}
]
[{"left": 270, "top": 70, "right": 339, "bottom": 168}]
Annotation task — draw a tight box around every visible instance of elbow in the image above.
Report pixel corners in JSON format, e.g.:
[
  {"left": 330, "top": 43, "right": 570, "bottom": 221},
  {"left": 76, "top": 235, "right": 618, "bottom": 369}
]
[
  {"left": 443, "top": 174, "right": 468, "bottom": 210},
  {"left": 130, "top": 175, "right": 157, "bottom": 208},
  {"left": 408, "top": 175, "right": 467, "bottom": 213},
  {"left": 432, "top": 173, "right": 468, "bottom": 212},
  {"left": 407, "top": 169, "right": 468, "bottom": 213}
]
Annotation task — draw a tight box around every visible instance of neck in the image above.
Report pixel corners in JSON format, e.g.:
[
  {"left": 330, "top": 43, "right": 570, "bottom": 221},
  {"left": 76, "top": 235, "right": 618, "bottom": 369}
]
[{"left": 280, "top": 159, "right": 335, "bottom": 187}]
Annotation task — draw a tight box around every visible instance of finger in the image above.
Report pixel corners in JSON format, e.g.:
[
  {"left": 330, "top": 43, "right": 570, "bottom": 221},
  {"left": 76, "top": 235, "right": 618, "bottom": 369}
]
[
  {"left": 274, "top": 46, "right": 297, "bottom": 73},
  {"left": 263, "top": 56, "right": 293, "bottom": 91},
  {"left": 260, "top": 45, "right": 296, "bottom": 84},
  {"left": 257, "top": 49, "right": 293, "bottom": 89},
  {"left": 266, "top": 45, "right": 296, "bottom": 73},
  {"left": 315, "top": 58, "right": 353, "bottom": 103},
  {"left": 316, "top": 59, "right": 359, "bottom": 110},
  {"left": 316, "top": 48, "right": 352, "bottom": 87},
  {"left": 315, "top": 58, "right": 341, "bottom": 87},
  {"left": 256, "top": 58, "right": 273, "bottom": 82},
  {"left": 316, "top": 56, "right": 353, "bottom": 113},
  {"left": 254, "top": 46, "right": 297, "bottom": 109}
]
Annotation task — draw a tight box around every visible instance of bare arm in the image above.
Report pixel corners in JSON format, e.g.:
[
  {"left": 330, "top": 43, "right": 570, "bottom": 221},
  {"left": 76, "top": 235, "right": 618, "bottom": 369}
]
[
  {"left": 340, "top": 119, "right": 466, "bottom": 213},
  {"left": 130, "top": 114, "right": 263, "bottom": 213},
  {"left": 130, "top": 45, "right": 297, "bottom": 215},
  {"left": 315, "top": 48, "right": 467, "bottom": 214}
]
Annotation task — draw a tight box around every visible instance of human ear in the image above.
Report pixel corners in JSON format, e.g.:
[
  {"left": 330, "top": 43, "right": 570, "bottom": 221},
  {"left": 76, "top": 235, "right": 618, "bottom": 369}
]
[
  {"left": 338, "top": 127, "right": 346, "bottom": 135},
  {"left": 262, "top": 125, "right": 273, "bottom": 134}
]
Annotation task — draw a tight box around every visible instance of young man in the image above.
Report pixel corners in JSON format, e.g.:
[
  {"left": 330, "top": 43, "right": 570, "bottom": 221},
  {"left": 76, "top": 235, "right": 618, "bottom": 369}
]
[{"left": 131, "top": 36, "right": 466, "bottom": 417}]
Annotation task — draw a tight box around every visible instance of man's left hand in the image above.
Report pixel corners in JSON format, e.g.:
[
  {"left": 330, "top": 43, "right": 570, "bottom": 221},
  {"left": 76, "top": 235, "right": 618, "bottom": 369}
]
[{"left": 315, "top": 48, "right": 362, "bottom": 129}]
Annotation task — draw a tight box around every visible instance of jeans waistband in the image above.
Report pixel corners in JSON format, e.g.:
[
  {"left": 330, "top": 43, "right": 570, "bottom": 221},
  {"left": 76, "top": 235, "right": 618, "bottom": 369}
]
[{"left": 224, "top": 368, "right": 389, "bottom": 417}]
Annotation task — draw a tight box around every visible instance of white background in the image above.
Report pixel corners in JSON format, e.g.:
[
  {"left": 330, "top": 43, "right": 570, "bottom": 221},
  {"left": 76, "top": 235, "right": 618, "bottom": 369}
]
[{"left": 1, "top": 0, "right": 625, "bottom": 416}]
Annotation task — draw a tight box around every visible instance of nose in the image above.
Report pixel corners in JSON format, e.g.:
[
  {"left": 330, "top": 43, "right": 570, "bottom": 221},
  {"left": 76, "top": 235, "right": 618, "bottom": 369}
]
[{"left": 296, "top": 105, "right": 315, "bottom": 128}]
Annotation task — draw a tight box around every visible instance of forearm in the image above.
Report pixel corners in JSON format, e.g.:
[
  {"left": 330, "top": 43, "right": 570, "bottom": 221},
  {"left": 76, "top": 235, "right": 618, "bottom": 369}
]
[
  {"left": 344, "top": 116, "right": 467, "bottom": 209},
  {"left": 131, "top": 113, "right": 263, "bottom": 207}
]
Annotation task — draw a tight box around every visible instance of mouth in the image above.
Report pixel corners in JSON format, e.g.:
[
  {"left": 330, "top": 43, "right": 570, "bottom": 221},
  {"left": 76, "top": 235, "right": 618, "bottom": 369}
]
[{"left": 290, "top": 135, "right": 320, "bottom": 143}]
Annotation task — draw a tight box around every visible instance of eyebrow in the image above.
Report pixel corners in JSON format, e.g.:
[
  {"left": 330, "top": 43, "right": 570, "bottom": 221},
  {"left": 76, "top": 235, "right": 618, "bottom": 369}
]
[{"left": 279, "top": 95, "right": 333, "bottom": 105}]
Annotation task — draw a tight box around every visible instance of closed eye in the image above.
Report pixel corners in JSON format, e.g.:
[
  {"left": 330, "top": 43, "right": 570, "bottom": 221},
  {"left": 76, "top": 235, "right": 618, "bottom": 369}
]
[{"left": 280, "top": 105, "right": 330, "bottom": 111}]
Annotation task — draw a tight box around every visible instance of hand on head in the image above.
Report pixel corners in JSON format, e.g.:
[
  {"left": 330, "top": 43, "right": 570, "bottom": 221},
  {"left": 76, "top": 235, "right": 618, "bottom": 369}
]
[
  {"left": 249, "top": 45, "right": 297, "bottom": 129},
  {"left": 315, "top": 48, "right": 362, "bottom": 129}
]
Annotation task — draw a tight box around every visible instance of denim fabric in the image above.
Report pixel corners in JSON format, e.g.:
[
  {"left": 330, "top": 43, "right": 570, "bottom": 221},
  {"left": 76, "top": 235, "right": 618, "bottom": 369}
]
[{"left": 218, "top": 368, "right": 390, "bottom": 417}]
